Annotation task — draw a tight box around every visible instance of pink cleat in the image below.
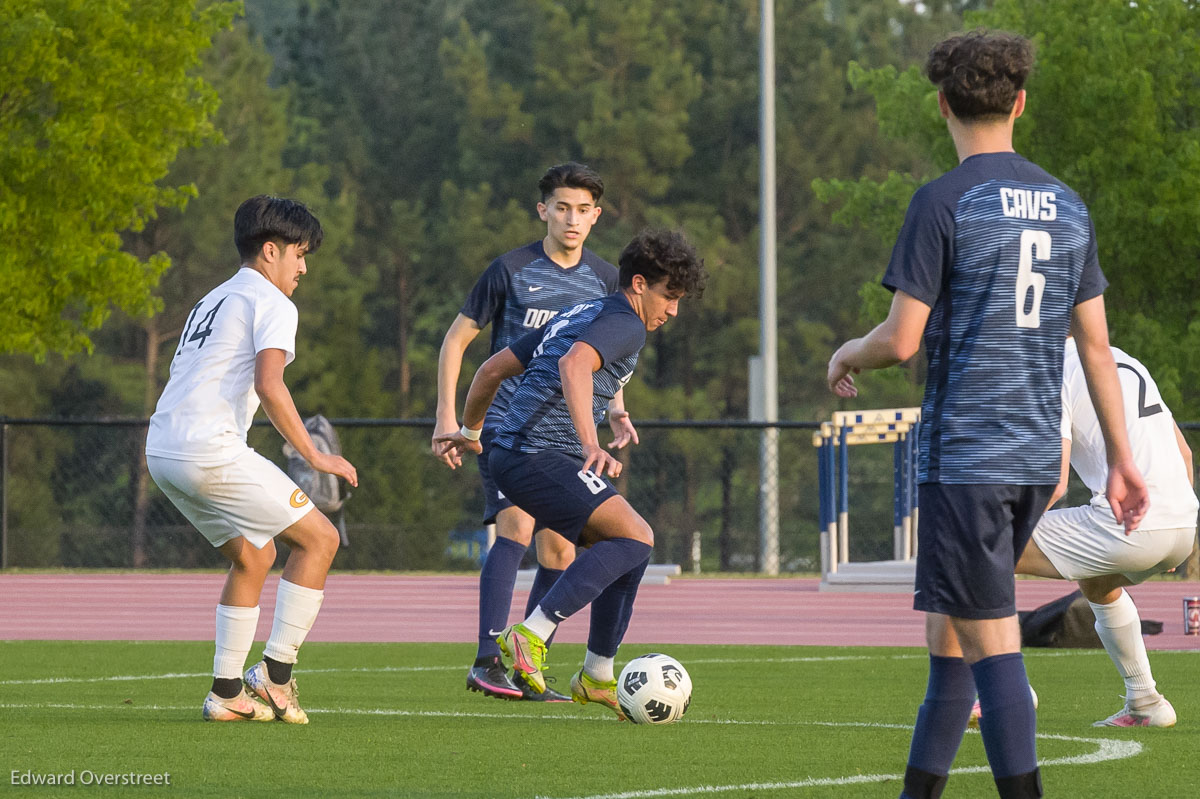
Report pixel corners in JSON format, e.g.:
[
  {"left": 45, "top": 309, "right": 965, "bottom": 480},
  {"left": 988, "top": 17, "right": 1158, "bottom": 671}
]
[
  {"left": 201, "top": 689, "right": 274, "bottom": 722},
  {"left": 1093, "top": 696, "right": 1176, "bottom": 728}
]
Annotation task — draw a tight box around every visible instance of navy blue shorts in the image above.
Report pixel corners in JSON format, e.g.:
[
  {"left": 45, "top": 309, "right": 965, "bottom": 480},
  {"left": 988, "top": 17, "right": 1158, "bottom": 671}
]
[
  {"left": 477, "top": 428, "right": 514, "bottom": 525},
  {"left": 487, "top": 445, "right": 618, "bottom": 544},
  {"left": 914, "top": 483, "right": 1055, "bottom": 620}
]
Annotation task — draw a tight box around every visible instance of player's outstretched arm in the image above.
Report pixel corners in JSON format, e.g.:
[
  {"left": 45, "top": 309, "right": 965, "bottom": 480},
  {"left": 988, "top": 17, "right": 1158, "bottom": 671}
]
[
  {"left": 434, "top": 348, "right": 524, "bottom": 466},
  {"left": 827, "top": 291, "right": 930, "bottom": 397},
  {"left": 255, "top": 348, "right": 358, "bottom": 487},
  {"left": 1071, "top": 296, "right": 1148, "bottom": 531},
  {"left": 560, "top": 342, "right": 621, "bottom": 478},
  {"left": 433, "top": 314, "right": 484, "bottom": 467},
  {"left": 607, "top": 387, "right": 639, "bottom": 450}
]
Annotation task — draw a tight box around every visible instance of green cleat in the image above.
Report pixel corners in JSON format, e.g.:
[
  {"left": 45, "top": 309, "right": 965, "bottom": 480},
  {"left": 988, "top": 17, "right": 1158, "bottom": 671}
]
[
  {"left": 570, "top": 669, "right": 626, "bottom": 720},
  {"left": 496, "top": 624, "right": 547, "bottom": 694}
]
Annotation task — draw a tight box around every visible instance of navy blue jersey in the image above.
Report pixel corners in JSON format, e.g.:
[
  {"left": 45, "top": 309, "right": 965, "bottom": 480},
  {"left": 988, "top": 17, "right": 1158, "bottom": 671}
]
[
  {"left": 493, "top": 294, "right": 645, "bottom": 458},
  {"left": 883, "top": 152, "right": 1107, "bottom": 485},
  {"left": 460, "top": 241, "right": 618, "bottom": 426}
]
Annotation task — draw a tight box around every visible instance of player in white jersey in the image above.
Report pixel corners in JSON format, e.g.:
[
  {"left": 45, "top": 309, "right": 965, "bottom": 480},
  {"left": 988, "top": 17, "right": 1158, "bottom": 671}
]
[
  {"left": 146, "top": 195, "right": 358, "bottom": 724},
  {"left": 1015, "top": 339, "right": 1196, "bottom": 727}
]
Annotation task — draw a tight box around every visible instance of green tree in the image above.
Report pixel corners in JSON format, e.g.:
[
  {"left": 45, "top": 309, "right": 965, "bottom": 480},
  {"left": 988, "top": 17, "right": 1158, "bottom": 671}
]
[
  {"left": 816, "top": 0, "right": 1200, "bottom": 418},
  {"left": 0, "top": 0, "right": 239, "bottom": 358}
]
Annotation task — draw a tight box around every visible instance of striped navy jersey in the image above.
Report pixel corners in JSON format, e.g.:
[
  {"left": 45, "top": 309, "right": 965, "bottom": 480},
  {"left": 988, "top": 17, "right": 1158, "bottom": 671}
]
[
  {"left": 883, "top": 152, "right": 1107, "bottom": 485},
  {"left": 460, "top": 241, "right": 618, "bottom": 427},
  {"left": 493, "top": 294, "right": 645, "bottom": 458}
]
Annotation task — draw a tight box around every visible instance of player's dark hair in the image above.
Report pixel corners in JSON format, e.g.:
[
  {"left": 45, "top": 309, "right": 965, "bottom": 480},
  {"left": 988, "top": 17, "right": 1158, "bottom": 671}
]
[
  {"left": 234, "top": 195, "right": 324, "bottom": 260},
  {"left": 925, "top": 30, "right": 1034, "bottom": 121},
  {"left": 538, "top": 162, "right": 604, "bottom": 203},
  {"left": 618, "top": 229, "right": 707, "bottom": 299}
]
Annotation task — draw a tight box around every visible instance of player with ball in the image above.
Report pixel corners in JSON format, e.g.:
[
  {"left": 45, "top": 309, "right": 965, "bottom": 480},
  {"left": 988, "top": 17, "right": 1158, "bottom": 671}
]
[{"left": 438, "top": 229, "right": 705, "bottom": 721}]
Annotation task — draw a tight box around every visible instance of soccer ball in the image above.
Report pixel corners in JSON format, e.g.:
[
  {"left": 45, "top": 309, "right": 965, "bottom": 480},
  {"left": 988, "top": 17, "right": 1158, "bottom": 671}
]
[{"left": 617, "top": 653, "right": 692, "bottom": 725}]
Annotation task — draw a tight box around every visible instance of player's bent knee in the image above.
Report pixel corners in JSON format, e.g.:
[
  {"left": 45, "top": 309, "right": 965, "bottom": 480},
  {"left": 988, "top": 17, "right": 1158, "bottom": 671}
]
[
  {"left": 495, "top": 510, "right": 536, "bottom": 546},
  {"left": 1078, "top": 575, "right": 1130, "bottom": 604},
  {"left": 248, "top": 539, "right": 277, "bottom": 570},
  {"left": 626, "top": 517, "right": 654, "bottom": 547},
  {"left": 279, "top": 510, "right": 340, "bottom": 561}
]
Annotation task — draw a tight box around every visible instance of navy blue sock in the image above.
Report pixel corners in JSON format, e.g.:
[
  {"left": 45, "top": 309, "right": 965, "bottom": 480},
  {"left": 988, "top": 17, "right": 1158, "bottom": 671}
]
[
  {"left": 525, "top": 566, "right": 563, "bottom": 647},
  {"left": 536, "top": 539, "right": 652, "bottom": 622},
  {"left": 475, "top": 537, "right": 526, "bottom": 659},
  {"left": 971, "top": 653, "right": 1038, "bottom": 780},
  {"left": 902, "top": 655, "right": 974, "bottom": 798},
  {"left": 587, "top": 557, "right": 649, "bottom": 657}
]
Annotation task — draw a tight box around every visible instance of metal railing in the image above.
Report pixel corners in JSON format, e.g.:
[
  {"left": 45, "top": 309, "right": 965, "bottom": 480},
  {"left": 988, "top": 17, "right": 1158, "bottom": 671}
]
[
  {"left": 2, "top": 417, "right": 1196, "bottom": 576},
  {"left": 0, "top": 417, "right": 837, "bottom": 572}
]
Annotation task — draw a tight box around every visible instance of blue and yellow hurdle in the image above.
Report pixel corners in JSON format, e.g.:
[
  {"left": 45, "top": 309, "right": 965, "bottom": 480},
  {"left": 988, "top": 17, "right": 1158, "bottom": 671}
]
[{"left": 814, "top": 408, "right": 920, "bottom": 575}]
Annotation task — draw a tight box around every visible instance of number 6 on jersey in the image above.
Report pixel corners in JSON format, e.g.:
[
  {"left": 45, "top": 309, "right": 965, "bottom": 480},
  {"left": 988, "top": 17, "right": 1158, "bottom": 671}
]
[
  {"left": 1017, "top": 226, "right": 1046, "bottom": 326},
  {"left": 1016, "top": 229, "right": 1050, "bottom": 329}
]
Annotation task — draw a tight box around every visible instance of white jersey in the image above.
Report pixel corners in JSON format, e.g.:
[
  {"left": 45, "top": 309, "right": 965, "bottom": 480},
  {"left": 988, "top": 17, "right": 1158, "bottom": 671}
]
[
  {"left": 1061, "top": 338, "right": 1198, "bottom": 530},
  {"left": 146, "top": 268, "right": 298, "bottom": 465}
]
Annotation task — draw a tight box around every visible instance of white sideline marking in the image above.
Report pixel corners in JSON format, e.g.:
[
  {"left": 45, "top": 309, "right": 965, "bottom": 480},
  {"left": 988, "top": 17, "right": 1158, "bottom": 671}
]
[
  {"left": 0, "top": 704, "right": 920, "bottom": 727},
  {"left": 3, "top": 648, "right": 1193, "bottom": 687},
  {"left": 0, "top": 656, "right": 892, "bottom": 687},
  {"left": 0, "top": 702, "right": 1146, "bottom": 798},
  {"left": 0, "top": 663, "right": 461, "bottom": 686},
  {"left": 529, "top": 730, "right": 1143, "bottom": 799}
]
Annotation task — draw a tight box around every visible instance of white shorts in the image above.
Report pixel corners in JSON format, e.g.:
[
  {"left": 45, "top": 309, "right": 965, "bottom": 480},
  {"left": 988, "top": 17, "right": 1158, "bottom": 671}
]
[
  {"left": 1031, "top": 504, "right": 1196, "bottom": 583},
  {"left": 147, "top": 450, "right": 314, "bottom": 549}
]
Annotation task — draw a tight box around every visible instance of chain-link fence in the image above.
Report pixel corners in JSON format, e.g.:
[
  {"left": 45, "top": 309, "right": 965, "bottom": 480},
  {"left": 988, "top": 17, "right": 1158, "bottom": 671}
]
[{"left": 2, "top": 419, "right": 1197, "bottom": 576}]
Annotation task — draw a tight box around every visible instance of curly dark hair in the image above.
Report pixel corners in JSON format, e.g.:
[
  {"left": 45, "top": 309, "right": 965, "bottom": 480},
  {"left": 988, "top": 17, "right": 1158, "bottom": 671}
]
[
  {"left": 538, "top": 161, "right": 604, "bottom": 203},
  {"left": 925, "top": 30, "right": 1034, "bottom": 121},
  {"left": 618, "top": 229, "right": 707, "bottom": 299}
]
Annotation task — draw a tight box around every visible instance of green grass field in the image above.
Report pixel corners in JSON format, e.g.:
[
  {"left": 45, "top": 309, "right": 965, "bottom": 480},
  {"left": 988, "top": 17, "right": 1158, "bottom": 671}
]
[{"left": 1, "top": 642, "right": 1195, "bottom": 798}]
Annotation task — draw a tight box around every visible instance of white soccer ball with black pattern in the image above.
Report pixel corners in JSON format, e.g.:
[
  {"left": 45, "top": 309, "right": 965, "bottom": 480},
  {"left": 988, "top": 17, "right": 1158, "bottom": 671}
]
[{"left": 617, "top": 653, "right": 692, "bottom": 725}]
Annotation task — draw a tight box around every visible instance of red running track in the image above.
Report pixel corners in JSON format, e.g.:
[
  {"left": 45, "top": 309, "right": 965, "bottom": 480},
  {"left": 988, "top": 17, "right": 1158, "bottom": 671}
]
[{"left": 2, "top": 574, "right": 1198, "bottom": 650}]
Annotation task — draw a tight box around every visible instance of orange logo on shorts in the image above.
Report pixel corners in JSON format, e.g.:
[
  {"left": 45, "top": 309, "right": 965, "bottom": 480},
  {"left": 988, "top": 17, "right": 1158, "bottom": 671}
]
[{"left": 290, "top": 490, "right": 310, "bottom": 508}]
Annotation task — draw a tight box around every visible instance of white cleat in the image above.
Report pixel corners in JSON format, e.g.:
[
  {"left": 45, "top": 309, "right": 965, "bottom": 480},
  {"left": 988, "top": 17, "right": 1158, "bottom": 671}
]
[
  {"left": 1093, "top": 696, "right": 1176, "bottom": 728},
  {"left": 201, "top": 689, "right": 274, "bottom": 722},
  {"left": 243, "top": 661, "right": 309, "bottom": 724}
]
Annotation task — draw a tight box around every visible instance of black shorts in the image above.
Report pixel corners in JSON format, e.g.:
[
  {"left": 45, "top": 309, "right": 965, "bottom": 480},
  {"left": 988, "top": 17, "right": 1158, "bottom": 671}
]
[
  {"left": 914, "top": 483, "right": 1055, "bottom": 620},
  {"left": 487, "top": 445, "right": 618, "bottom": 543},
  {"left": 477, "top": 428, "right": 514, "bottom": 525}
]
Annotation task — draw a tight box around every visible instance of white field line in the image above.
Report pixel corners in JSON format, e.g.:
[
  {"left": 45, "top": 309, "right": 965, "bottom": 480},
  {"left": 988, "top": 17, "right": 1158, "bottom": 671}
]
[
  {"left": 5, "top": 647, "right": 1177, "bottom": 687},
  {"left": 529, "top": 731, "right": 1142, "bottom": 799},
  {"left": 0, "top": 702, "right": 1143, "bottom": 799}
]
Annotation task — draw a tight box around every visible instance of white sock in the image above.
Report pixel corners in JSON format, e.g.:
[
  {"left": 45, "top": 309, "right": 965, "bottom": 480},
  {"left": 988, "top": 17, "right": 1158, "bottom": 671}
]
[
  {"left": 214, "top": 604, "right": 259, "bottom": 680},
  {"left": 583, "top": 650, "right": 615, "bottom": 683},
  {"left": 522, "top": 606, "right": 558, "bottom": 643},
  {"left": 1090, "top": 589, "right": 1157, "bottom": 702},
  {"left": 263, "top": 579, "right": 324, "bottom": 665}
]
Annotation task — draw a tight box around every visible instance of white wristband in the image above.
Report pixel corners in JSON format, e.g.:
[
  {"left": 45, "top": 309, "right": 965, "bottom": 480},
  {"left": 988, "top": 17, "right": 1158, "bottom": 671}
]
[{"left": 459, "top": 425, "right": 482, "bottom": 441}]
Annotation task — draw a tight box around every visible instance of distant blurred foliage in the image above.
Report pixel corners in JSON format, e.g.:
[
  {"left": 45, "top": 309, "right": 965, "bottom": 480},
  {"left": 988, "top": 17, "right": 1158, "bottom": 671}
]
[
  {"left": 814, "top": 0, "right": 1200, "bottom": 419},
  {"left": 5, "top": 1, "right": 1070, "bottom": 568},
  {"left": 0, "top": 0, "right": 239, "bottom": 358}
]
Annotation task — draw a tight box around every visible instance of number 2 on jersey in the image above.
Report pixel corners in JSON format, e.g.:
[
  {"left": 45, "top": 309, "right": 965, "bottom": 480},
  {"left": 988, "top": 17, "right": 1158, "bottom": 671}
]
[
  {"left": 1016, "top": 229, "right": 1050, "bottom": 329},
  {"left": 176, "top": 296, "right": 227, "bottom": 354},
  {"left": 1116, "top": 363, "right": 1163, "bottom": 418}
]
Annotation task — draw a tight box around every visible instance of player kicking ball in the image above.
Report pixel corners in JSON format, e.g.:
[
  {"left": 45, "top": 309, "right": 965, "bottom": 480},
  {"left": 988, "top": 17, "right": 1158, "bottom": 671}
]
[
  {"left": 146, "top": 195, "right": 358, "bottom": 723},
  {"left": 432, "top": 162, "right": 636, "bottom": 703},
  {"left": 437, "top": 229, "right": 705, "bottom": 718},
  {"left": 1013, "top": 338, "right": 1195, "bottom": 727}
]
